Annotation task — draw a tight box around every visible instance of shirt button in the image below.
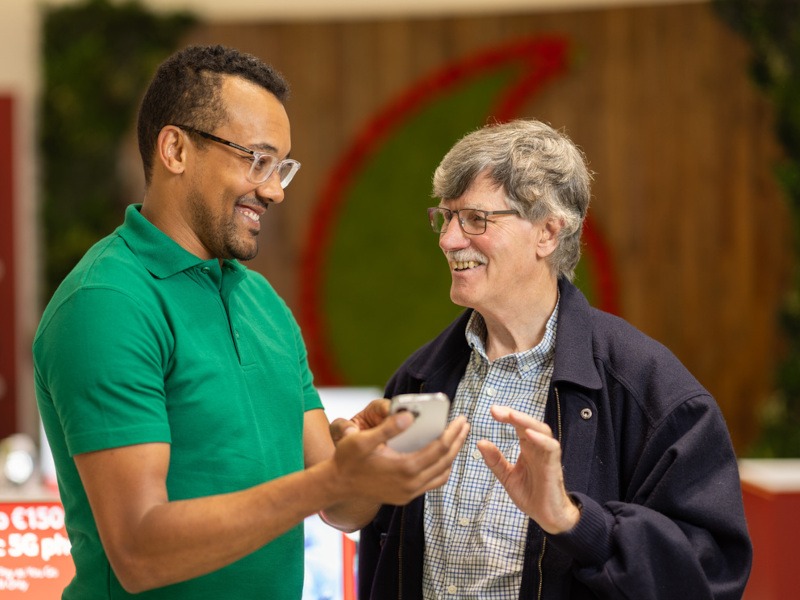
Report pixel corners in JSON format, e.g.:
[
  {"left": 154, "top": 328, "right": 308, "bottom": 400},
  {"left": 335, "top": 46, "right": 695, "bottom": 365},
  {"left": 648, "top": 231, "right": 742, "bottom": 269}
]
[
  {"left": 472, "top": 449, "right": 482, "bottom": 460},
  {"left": 486, "top": 387, "right": 496, "bottom": 397},
  {"left": 580, "top": 408, "right": 593, "bottom": 420},
  {"left": 458, "top": 517, "right": 470, "bottom": 526},
  {"left": 447, "top": 584, "right": 458, "bottom": 594},
  {"left": 202, "top": 267, "right": 210, "bottom": 273}
]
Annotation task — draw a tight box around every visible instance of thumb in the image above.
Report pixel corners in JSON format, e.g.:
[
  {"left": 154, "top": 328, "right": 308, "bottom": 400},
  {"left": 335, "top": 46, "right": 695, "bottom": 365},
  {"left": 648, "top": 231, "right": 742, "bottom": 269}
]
[
  {"left": 361, "top": 410, "right": 415, "bottom": 447},
  {"left": 477, "top": 439, "right": 508, "bottom": 479}
]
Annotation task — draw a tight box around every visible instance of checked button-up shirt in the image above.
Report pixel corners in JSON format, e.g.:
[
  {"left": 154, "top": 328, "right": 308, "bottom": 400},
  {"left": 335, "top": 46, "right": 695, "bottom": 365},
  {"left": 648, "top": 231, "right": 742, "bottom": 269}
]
[{"left": 422, "top": 304, "right": 559, "bottom": 600}]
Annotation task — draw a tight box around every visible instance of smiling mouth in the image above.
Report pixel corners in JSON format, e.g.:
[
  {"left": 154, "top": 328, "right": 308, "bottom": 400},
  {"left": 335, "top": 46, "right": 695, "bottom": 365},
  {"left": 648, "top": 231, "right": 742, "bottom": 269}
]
[
  {"left": 236, "top": 205, "right": 261, "bottom": 223},
  {"left": 450, "top": 260, "right": 484, "bottom": 271}
]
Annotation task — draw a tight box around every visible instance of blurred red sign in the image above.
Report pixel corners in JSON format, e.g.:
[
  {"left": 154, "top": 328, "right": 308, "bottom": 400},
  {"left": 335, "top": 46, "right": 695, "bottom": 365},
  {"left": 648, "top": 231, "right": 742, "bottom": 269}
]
[{"left": 0, "top": 501, "right": 74, "bottom": 596}]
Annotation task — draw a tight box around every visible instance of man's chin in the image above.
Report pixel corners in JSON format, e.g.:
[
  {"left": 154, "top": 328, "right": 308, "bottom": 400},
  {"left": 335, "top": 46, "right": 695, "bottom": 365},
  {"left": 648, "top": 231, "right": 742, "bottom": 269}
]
[
  {"left": 449, "top": 290, "right": 474, "bottom": 310},
  {"left": 228, "top": 241, "right": 259, "bottom": 262}
]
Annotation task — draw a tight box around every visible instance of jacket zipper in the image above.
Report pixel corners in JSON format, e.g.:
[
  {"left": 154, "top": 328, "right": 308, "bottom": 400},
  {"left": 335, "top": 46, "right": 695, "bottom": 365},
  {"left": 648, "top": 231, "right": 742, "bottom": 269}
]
[
  {"left": 537, "top": 537, "right": 548, "bottom": 599},
  {"left": 536, "top": 386, "right": 563, "bottom": 600},
  {"left": 396, "top": 382, "right": 425, "bottom": 599},
  {"left": 398, "top": 505, "right": 405, "bottom": 600}
]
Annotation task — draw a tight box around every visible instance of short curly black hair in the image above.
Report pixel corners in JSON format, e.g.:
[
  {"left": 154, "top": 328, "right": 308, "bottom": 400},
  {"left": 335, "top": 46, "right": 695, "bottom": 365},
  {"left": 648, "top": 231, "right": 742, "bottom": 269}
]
[{"left": 136, "top": 44, "right": 290, "bottom": 185}]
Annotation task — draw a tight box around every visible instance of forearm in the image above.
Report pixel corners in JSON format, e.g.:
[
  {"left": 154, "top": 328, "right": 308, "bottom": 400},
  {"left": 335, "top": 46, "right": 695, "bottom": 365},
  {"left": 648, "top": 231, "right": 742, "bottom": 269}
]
[
  {"left": 548, "top": 493, "right": 750, "bottom": 599},
  {"left": 105, "top": 460, "right": 342, "bottom": 593},
  {"left": 93, "top": 409, "right": 467, "bottom": 593},
  {"left": 548, "top": 401, "right": 752, "bottom": 598}
]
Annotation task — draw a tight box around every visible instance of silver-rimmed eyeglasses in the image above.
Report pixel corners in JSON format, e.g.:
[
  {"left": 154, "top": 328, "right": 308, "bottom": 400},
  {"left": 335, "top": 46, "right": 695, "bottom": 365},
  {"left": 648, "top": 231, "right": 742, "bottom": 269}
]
[
  {"left": 427, "top": 207, "right": 520, "bottom": 235},
  {"left": 175, "top": 125, "right": 301, "bottom": 189}
]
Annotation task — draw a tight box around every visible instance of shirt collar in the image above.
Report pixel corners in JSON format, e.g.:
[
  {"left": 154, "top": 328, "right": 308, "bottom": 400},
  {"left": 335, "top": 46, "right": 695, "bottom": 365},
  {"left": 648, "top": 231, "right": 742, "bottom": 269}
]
[
  {"left": 116, "top": 204, "right": 246, "bottom": 279},
  {"left": 465, "top": 297, "right": 559, "bottom": 375}
]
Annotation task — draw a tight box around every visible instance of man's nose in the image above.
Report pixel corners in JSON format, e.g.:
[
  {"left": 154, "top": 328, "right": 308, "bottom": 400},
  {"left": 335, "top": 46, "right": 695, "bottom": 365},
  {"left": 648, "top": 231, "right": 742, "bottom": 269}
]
[
  {"left": 439, "top": 217, "right": 470, "bottom": 250},
  {"left": 255, "top": 170, "right": 285, "bottom": 204}
]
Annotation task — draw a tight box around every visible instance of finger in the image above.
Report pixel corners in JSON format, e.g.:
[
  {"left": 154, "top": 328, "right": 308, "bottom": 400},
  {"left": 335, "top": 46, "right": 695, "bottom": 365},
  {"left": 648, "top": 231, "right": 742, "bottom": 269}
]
[
  {"left": 441, "top": 416, "right": 469, "bottom": 445},
  {"left": 476, "top": 439, "right": 510, "bottom": 480},
  {"left": 490, "top": 405, "right": 552, "bottom": 438},
  {"left": 367, "top": 398, "right": 391, "bottom": 417},
  {"left": 349, "top": 398, "right": 391, "bottom": 430},
  {"left": 330, "top": 418, "right": 358, "bottom": 443},
  {"left": 522, "top": 428, "right": 562, "bottom": 458},
  {"left": 356, "top": 410, "right": 415, "bottom": 448},
  {"left": 357, "top": 398, "right": 391, "bottom": 421},
  {"left": 441, "top": 417, "right": 470, "bottom": 457},
  {"left": 407, "top": 416, "right": 468, "bottom": 465},
  {"left": 488, "top": 406, "right": 531, "bottom": 441},
  {"left": 411, "top": 418, "right": 470, "bottom": 486},
  {"left": 490, "top": 405, "right": 538, "bottom": 428}
]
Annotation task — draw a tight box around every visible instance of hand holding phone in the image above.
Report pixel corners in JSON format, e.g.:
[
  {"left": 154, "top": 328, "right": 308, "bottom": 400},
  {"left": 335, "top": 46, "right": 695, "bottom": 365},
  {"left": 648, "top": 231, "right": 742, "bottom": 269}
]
[{"left": 386, "top": 392, "right": 450, "bottom": 452}]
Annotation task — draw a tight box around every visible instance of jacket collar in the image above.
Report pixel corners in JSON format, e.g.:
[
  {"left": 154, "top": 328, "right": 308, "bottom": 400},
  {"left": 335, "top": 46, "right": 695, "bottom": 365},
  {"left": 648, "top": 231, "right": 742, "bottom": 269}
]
[
  {"left": 551, "top": 277, "right": 603, "bottom": 390},
  {"left": 404, "top": 277, "right": 603, "bottom": 391}
]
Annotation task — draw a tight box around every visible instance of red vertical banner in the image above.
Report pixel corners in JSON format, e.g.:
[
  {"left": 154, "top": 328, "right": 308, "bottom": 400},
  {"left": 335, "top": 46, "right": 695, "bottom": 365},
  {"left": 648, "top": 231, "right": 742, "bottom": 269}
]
[
  {"left": 342, "top": 534, "right": 356, "bottom": 600},
  {"left": 0, "top": 96, "right": 17, "bottom": 439}
]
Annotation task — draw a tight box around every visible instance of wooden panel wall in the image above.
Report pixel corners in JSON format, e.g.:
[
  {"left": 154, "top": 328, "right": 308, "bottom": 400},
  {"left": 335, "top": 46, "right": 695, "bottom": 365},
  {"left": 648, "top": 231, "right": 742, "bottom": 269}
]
[{"left": 178, "top": 2, "right": 792, "bottom": 452}]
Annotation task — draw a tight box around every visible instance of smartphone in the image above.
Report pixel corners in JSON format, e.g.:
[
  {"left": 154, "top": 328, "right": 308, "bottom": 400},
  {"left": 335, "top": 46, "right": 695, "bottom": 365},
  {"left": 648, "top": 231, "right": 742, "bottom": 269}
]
[{"left": 386, "top": 392, "right": 450, "bottom": 452}]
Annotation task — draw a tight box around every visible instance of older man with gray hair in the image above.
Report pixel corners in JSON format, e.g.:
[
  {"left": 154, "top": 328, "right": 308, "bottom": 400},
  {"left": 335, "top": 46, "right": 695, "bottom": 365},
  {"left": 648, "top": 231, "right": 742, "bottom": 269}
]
[{"left": 356, "top": 119, "right": 752, "bottom": 599}]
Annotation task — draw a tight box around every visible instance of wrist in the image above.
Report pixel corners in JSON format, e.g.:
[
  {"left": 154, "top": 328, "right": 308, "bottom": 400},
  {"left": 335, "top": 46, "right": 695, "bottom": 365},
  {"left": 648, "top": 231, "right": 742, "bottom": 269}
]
[
  {"left": 307, "top": 457, "right": 349, "bottom": 508},
  {"left": 543, "top": 495, "right": 582, "bottom": 535}
]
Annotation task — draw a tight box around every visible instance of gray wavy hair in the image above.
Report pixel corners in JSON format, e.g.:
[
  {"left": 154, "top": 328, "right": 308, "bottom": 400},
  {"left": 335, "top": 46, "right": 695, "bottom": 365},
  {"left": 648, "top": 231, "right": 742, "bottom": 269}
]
[{"left": 432, "top": 119, "right": 592, "bottom": 281}]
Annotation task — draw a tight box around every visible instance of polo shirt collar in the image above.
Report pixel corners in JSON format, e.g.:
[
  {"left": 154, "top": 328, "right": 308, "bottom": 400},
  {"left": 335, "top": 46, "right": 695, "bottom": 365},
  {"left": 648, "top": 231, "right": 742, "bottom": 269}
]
[{"left": 117, "top": 204, "right": 246, "bottom": 279}]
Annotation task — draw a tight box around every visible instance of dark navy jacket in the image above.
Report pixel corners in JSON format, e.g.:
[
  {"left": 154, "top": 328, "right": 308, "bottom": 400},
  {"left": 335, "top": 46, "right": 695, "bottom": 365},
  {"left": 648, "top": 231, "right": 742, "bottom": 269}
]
[{"left": 359, "top": 279, "right": 752, "bottom": 600}]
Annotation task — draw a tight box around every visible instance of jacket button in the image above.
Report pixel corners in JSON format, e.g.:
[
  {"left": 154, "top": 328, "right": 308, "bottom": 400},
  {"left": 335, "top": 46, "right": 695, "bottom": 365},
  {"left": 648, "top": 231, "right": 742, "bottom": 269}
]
[{"left": 580, "top": 408, "right": 593, "bottom": 420}]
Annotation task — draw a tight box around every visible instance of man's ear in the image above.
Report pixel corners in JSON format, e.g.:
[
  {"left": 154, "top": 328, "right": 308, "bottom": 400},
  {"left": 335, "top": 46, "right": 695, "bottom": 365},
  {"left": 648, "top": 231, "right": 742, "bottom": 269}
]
[
  {"left": 536, "top": 216, "right": 564, "bottom": 259},
  {"left": 156, "top": 125, "right": 187, "bottom": 175}
]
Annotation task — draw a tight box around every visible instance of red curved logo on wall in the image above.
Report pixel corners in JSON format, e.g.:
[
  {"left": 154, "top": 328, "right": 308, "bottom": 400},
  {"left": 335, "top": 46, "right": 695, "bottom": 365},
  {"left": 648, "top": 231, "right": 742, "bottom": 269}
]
[{"left": 299, "top": 37, "right": 619, "bottom": 385}]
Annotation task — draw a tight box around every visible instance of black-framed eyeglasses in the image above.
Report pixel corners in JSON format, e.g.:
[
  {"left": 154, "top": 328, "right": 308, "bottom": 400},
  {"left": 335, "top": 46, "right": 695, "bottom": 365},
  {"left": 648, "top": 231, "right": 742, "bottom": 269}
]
[
  {"left": 175, "top": 125, "right": 301, "bottom": 189},
  {"left": 427, "top": 207, "right": 520, "bottom": 235}
]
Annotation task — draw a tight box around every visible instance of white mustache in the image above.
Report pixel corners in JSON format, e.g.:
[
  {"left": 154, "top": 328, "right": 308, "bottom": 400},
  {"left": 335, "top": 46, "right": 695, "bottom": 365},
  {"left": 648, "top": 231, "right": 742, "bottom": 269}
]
[{"left": 446, "top": 250, "right": 487, "bottom": 264}]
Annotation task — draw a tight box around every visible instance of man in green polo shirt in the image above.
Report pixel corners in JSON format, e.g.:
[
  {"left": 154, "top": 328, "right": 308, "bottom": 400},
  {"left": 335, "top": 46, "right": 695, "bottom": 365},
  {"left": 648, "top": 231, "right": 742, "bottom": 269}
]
[{"left": 33, "top": 45, "right": 469, "bottom": 600}]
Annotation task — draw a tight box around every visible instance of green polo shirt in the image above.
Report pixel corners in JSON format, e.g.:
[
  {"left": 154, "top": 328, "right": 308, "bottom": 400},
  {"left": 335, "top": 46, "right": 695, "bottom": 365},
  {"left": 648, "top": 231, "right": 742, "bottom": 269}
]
[{"left": 34, "top": 204, "right": 322, "bottom": 599}]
